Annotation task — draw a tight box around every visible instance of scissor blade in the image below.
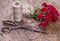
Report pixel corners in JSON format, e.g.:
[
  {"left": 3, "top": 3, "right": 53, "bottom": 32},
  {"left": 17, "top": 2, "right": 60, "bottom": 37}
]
[{"left": 11, "top": 25, "right": 41, "bottom": 32}]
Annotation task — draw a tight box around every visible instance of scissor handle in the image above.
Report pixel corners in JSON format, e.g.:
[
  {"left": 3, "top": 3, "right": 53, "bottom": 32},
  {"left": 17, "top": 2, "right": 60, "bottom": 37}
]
[
  {"left": 2, "top": 27, "right": 11, "bottom": 33},
  {"left": 2, "top": 20, "right": 17, "bottom": 26}
]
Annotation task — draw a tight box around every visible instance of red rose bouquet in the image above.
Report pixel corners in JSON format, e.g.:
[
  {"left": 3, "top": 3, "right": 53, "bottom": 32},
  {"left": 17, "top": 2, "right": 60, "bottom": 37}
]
[{"left": 30, "top": 2, "right": 59, "bottom": 31}]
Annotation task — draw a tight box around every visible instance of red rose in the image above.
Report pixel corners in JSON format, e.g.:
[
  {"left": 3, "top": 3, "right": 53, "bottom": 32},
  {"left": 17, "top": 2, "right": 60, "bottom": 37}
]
[
  {"left": 52, "top": 17, "right": 58, "bottom": 22},
  {"left": 37, "top": 13, "right": 43, "bottom": 19},
  {"left": 38, "top": 21, "right": 48, "bottom": 27},
  {"left": 40, "top": 8, "right": 47, "bottom": 12},
  {"left": 49, "top": 5, "right": 59, "bottom": 16},
  {"left": 44, "top": 12, "right": 52, "bottom": 21},
  {"left": 37, "top": 8, "right": 47, "bottom": 19},
  {"left": 42, "top": 2, "right": 48, "bottom": 7},
  {"left": 47, "top": 5, "right": 59, "bottom": 22},
  {"left": 42, "top": 21, "right": 48, "bottom": 27}
]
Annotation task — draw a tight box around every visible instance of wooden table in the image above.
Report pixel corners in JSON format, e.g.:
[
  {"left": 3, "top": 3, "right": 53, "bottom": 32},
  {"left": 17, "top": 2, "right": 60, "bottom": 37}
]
[{"left": 0, "top": 0, "right": 60, "bottom": 41}]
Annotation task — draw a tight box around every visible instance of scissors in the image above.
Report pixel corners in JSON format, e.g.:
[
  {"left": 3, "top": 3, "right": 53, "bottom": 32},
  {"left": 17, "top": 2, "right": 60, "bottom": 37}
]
[{"left": 2, "top": 20, "right": 42, "bottom": 33}]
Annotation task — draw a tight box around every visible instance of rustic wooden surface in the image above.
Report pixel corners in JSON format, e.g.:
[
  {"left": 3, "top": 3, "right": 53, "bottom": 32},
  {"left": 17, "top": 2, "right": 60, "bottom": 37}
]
[{"left": 0, "top": 0, "right": 60, "bottom": 41}]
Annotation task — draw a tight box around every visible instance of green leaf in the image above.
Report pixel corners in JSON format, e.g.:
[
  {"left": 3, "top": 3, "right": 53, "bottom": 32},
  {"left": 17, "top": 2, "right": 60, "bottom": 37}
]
[
  {"left": 30, "top": 7, "right": 41, "bottom": 21},
  {"left": 39, "top": 18, "right": 44, "bottom": 22},
  {"left": 35, "top": 8, "right": 40, "bottom": 15}
]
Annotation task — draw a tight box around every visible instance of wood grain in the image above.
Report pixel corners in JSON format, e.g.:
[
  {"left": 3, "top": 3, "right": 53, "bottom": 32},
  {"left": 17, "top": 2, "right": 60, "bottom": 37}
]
[{"left": 0, "top": 0, "right": 60, "bottom": 41}]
